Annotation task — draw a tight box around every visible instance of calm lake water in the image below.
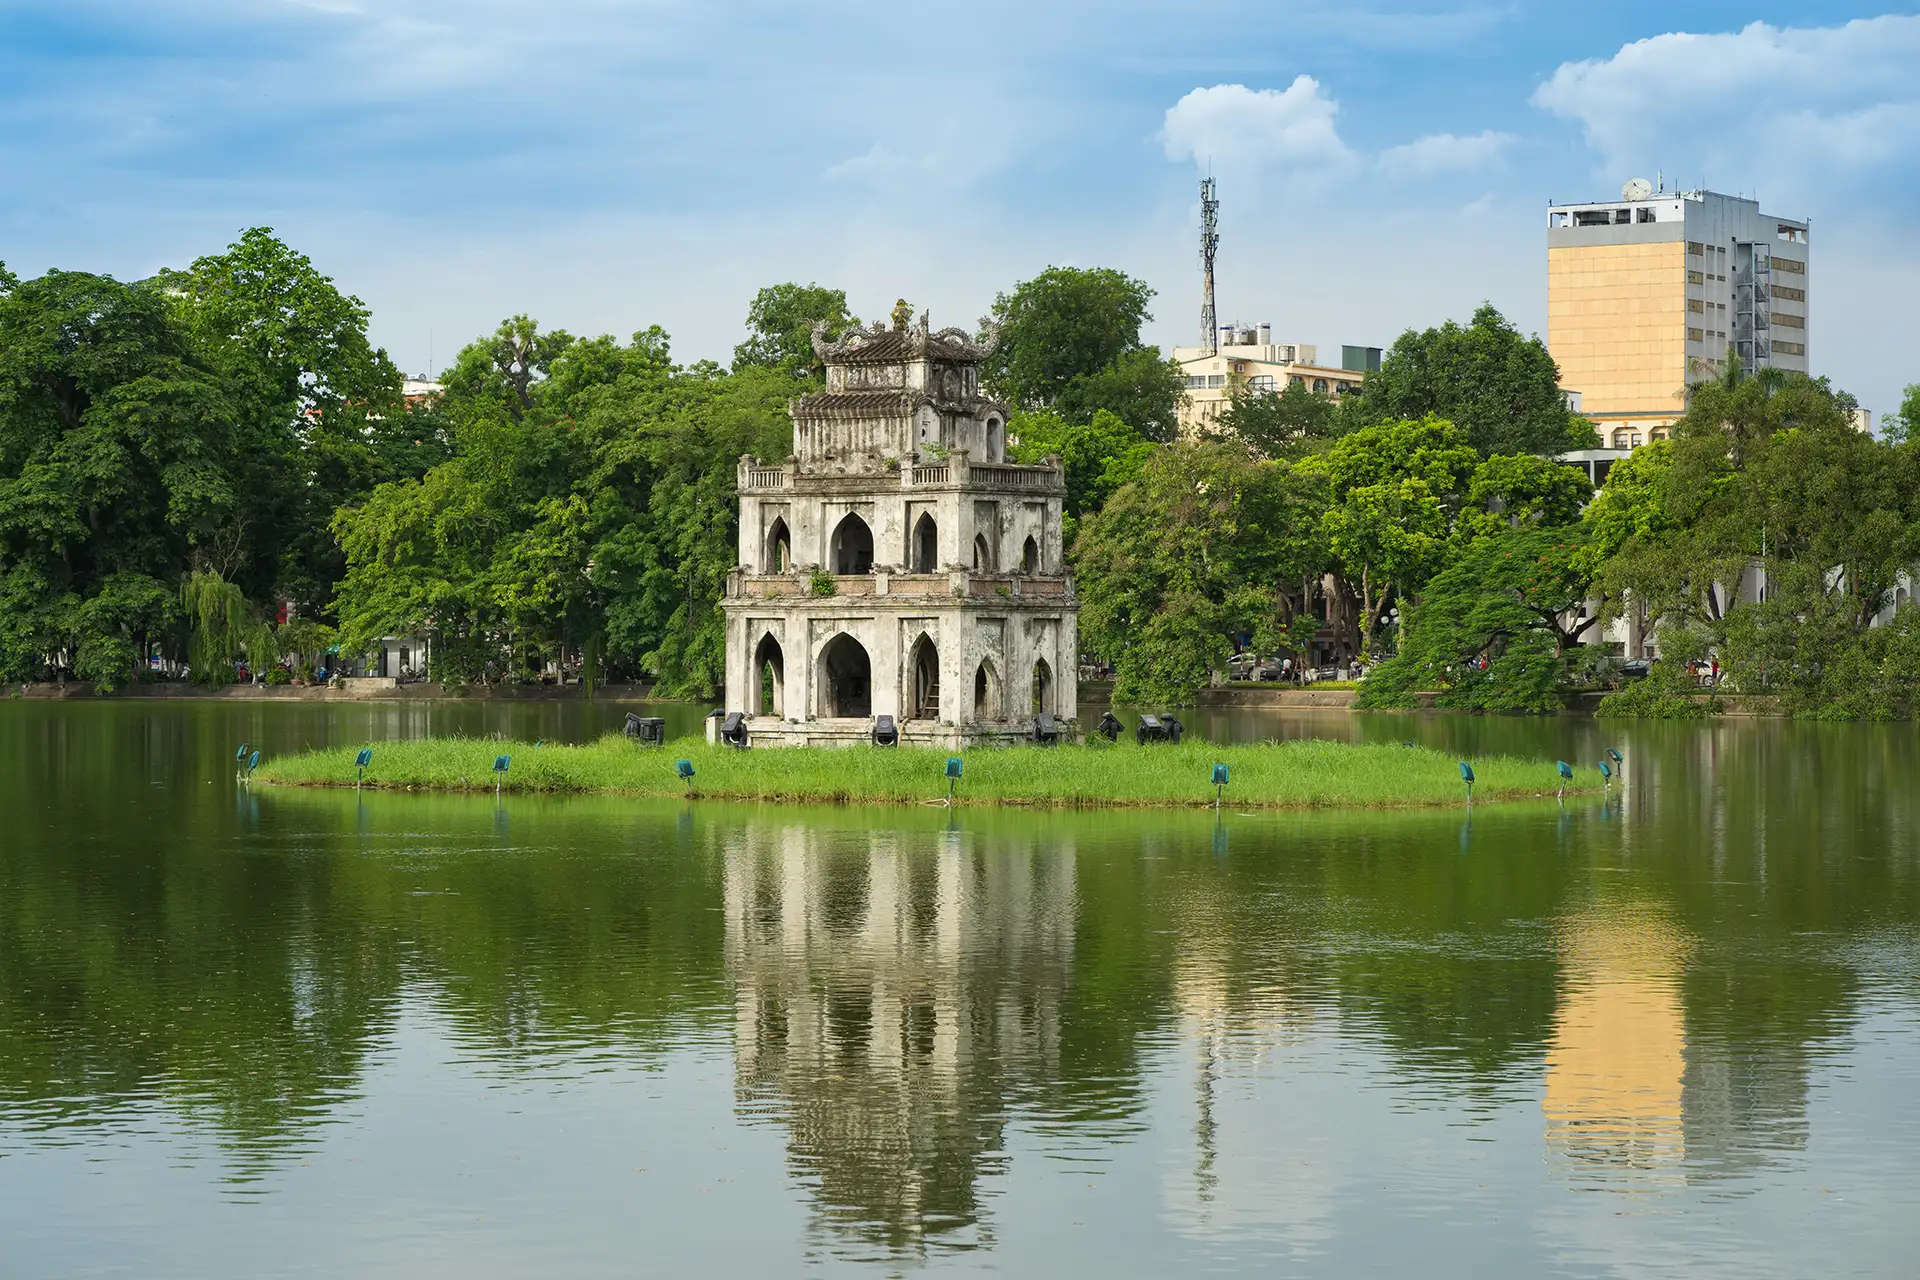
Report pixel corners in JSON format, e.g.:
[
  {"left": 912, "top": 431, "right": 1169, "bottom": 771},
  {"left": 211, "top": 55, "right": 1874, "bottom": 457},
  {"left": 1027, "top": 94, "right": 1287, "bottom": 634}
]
[{"left": 2, "top": 701, "right": 1918, "bottom": 1277}]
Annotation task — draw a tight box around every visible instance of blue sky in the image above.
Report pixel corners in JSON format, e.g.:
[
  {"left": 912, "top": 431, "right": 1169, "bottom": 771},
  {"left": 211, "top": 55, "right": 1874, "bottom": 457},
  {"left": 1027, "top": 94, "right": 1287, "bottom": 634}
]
[{"left": 3, "top": 2, "right": 1917, "bottom": 416}]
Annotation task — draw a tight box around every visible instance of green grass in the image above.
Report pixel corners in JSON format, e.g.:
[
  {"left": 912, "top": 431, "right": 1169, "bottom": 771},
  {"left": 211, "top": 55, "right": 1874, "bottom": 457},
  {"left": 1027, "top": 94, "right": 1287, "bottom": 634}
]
[{"left": 254, "top": 735, "right": 1599, "bottom": 810}]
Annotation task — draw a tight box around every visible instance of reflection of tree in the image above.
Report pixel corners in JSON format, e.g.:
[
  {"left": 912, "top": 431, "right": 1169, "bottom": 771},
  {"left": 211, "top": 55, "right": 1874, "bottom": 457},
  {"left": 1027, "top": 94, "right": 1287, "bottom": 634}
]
[{"left": 723, "top": 822, "right": 1076, "bottom": 1256}]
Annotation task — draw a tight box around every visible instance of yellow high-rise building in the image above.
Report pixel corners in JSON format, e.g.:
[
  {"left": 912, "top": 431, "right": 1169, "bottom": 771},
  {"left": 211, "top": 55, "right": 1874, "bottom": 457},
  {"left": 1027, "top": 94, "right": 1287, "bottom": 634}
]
[{"left": 1547, "top": 182, "right": 1809, "bottom": 450}]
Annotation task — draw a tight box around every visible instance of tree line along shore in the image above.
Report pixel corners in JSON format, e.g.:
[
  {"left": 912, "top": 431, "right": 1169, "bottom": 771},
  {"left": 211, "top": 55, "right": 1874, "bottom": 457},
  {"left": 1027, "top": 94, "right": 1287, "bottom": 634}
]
[
  {"left": 6, "top": 233, "right": 1917, "bottom": 718},
  {"left": 252, "top": 737, "right": 1601, "bottom": 810}
]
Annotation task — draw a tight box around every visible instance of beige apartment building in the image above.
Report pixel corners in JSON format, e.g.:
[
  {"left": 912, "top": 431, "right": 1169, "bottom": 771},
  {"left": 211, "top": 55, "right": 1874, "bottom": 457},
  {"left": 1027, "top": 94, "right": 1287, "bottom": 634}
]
[
  {"left": 1172, "top": 324, "right": 1379, "bottom": 437},
  {"left": 1547, "top": 182, "right": 1809, "bottom": 449}
]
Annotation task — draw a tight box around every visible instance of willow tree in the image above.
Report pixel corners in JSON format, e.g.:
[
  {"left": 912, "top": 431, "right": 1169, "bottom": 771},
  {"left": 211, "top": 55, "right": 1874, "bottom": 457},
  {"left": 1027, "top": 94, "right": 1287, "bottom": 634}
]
[{"left": 181, "top": 570, "right": 274, "bottom": 684}]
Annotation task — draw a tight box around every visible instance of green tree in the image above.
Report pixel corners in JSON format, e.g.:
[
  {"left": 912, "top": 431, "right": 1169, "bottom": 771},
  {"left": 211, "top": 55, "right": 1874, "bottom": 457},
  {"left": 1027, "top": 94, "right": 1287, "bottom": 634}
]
[
  {"left": 180, "top": 568, "right": 274, "bottom": 684},
  {"left": 1073, "top": 443, "right": 1326, "bottom": 701},
  {"left": 984, "top": 267, "right": 1184, "bottom": 442},
  {"left": 0, "top": 269, "right": 239, "bottom": 685},
  {"left": 1006, "top": 409, "right": 1155, "bottom": 533},
  {"left": 1342, "top": 304, "right": 1596, "bottom": 456},
  {"left": 732, "top": 283, "right": 858, "bottom": 376},
  {"left": 1881, "top": 383, "right": 1920, "bottom": 444},
  {"left": 1358, "top": 527, "right": 1601, "bottom": 712},
  {"left": 1300, "top": 415, "right": 1480, "bottom": 656},
  {"left": 161, "top": 228, "right": 420, "bottom": 614},
  {"left": 1217, "top": 378, "right": 1337, "bottom": 458}
]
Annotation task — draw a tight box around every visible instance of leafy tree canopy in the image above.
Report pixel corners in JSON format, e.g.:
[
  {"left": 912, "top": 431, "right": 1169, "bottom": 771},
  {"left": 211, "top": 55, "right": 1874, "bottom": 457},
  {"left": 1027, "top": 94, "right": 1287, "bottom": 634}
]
[
  {"left": 1073, "top": 442, "right": 1326, "bottom": 701},
  {"left": 1007, "top": 409, "right": 1154, "bottom": 533},
  {"left": 1342, "top": 304, "right": 1596, "bottom": 456},
  {"left": 732, "top": 283, "right": 858, "bottom": 377},
  {"left": 984, "top": 267, "right": 1184, "bottom": 442},
  {"left": 1217, "top": 378, "right": 1337, "bottom": 459}
]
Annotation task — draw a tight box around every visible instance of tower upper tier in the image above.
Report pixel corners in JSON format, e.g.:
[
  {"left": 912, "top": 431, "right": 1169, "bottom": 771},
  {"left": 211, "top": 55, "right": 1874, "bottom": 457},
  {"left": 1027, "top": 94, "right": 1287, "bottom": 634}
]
[{"left": 789, "top": 311, "right": 1013, "bottom": 474}]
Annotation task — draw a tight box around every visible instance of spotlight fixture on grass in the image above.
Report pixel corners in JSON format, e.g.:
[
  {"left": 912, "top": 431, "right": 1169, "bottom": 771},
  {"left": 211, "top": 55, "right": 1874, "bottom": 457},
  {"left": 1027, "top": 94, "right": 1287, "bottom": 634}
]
[
  {"left": 1211, "top": 763, "right": 1229, "bottom": 809},
  {"left": 1095, "top": 712, "right": 1123, "bottom": 743},
  {"left": 492, "top": 754, "right": 510, "bottom": 797},
  {"left": 1032, "top": 712, "right": 1059, "bottom": 746},
  {"left": 721, "top": 712, "right": 749, "bottom": 750},
  {"left": 355, "top": 747, "right": 372, "bottom": 788},
  {"left": 944, "top": 756, "right": 962, "bottom": 805},
  {"left": 1556, "top": 760, "right": 1573, "bottom": 802},
  {"left": 872, "top": 715, "right": 898, "bottom": 747},
  {"left": 1459, "top": 761, "right": 1474, "bottom": 804},
  {"left": 1598, "top": 759, "right": 1613, "bottom": 790},
  {"left": 676, "top": 758, "right": 695, "bottom": 794}
]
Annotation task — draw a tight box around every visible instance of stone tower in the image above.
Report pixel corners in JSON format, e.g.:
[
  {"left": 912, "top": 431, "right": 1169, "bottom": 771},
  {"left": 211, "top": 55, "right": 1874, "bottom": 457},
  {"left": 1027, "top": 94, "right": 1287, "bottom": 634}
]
[{"left": 720, "top": 310, "right": 1078, "bottom": 746}]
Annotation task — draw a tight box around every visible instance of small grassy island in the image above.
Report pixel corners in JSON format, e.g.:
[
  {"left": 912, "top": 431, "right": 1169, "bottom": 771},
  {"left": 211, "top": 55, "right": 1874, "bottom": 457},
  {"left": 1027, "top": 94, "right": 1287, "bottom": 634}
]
[{"left": 254, "top": 736, "right": 1597, "bottom": 810}]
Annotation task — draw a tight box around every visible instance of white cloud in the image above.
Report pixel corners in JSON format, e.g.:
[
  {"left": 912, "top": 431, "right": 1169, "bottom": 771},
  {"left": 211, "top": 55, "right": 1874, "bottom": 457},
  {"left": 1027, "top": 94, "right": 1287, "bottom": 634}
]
[
  {"left": 1532, "top": 16, "right": 1920, "bottom": 195},
  {"left": 1160, "top": 78, "right": 1354, "bottom": 178},
  {"left": 1377, "top": 129, "right": 1513, "bottom": 179}
]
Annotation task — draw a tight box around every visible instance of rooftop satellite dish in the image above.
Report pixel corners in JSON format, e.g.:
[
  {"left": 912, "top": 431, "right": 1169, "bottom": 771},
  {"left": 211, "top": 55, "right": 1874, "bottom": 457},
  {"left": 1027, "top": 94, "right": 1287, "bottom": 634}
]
[{"left": 1622, "top": 177, "right": 1654, "bottom": 202}]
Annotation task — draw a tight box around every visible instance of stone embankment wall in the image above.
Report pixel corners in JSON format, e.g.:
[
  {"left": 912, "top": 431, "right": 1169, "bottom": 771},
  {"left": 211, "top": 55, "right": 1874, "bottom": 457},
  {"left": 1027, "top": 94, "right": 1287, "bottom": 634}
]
[{"left": 13, "top": 681, "right": 659, "bottom": 702}]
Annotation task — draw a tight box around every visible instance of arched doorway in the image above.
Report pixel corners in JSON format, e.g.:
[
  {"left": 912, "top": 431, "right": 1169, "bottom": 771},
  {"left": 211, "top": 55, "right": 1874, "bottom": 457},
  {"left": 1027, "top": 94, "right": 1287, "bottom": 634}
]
[
  {"left": 986, "top": 417, "right": 1005, "bottom": 461},
  {"left": 972, "top": 533, "right": 993, "bottom": 573},
  {"left": 912, "top": 513, "right": 938, "bottom": 573},
  {"left": 817, "top": 633, "right": 872, "bottom": 718},
  {"left": 973, "top": 660, "right": 1000, "bottom": 721},
  {"left": 764, "top": 517, "right": 791, "bottom": 574},
  {"left": 754, "top": 632, "right": 784, "bottom": 717},
  {"left": 1031, "top": 658, "right": 1053, "bottom": 715},
  {"left": 1021, "top": 536, "right": 1039, "bottom": 574},
  {"left": 908, "top": 634, "right": 940, "bottom": 720},
  {"left": 831, "top": 513, "right": 873, "bottom": 575}
]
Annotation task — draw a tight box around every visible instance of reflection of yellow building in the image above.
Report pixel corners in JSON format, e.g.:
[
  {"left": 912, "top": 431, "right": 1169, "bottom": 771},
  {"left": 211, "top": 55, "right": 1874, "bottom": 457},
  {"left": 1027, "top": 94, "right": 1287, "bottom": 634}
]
[
  {"left": 723, "top": 822, "right": 1075, "bottom": 1254},
  {"left": 1544, "top": 906, "right": 1691, "bottom": 1176}
]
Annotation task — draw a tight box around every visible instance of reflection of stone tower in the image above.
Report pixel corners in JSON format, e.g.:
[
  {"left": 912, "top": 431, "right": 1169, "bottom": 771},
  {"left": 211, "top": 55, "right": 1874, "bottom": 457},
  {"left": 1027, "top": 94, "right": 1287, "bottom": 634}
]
[
  {"left": 721, "top": 310, "right": 1077, "bottom": 745},
  {"left": 723, "top": 822, "right": 1076, "bottom": 1254},
  {"left": 1543, "top": 906, "right": 1690, "bottom": 1177}
]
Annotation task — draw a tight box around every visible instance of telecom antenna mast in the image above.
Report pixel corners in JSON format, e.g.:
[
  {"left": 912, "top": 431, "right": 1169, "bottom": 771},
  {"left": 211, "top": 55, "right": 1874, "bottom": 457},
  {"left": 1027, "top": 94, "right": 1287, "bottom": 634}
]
[{"left": 1199, "top": 176, "right": 1220, "bottom": 352}]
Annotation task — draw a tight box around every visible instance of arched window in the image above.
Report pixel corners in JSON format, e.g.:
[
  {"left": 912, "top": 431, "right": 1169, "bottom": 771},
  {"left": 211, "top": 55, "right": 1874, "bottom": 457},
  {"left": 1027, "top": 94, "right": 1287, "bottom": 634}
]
[
  {"left": 972, "top": 533, "right": 993, "bottom": 573},
  {"left": 986, "top": 417, "right": 1005, "bottom": 462},
  {"left": 754, "top": 632, "right": 784, "bottom": 717},
  {"left": 765, "top": 517, "right": 791, "bottom": 574},
  {"left": 1021, "top": 536, "right": 1039, "bottom": 575},
  {"left": 817, "top": 633, "right": 872, "bottom": 718},
  {"left": 972, "top": 660, "right": 1000, "bottom": 721},
  {"left": 908, "top": 634, "right": 940, "bottom": 720},
  {"left": 1313, "top": 379, "right": 1329, "bottom": 394},
  {"left": 912, "top": 513, "right": 939, "bottom": 574},
  {"left": 1031, "top": 658, "right": 1053, "bottom": 715},
  {"left": 830, "top": 512, "right": 873, "bottom": 575}
]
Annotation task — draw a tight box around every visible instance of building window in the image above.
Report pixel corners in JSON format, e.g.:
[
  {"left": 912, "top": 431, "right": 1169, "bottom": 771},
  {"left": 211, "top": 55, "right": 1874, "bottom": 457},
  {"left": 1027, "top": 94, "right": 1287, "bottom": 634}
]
[
  {"left": 1773, "top": 256, "right": 1805, "bottom": 274},
  {"left": 1777, "top": 225, "right": 1808, "bottom": 244},
  {"left": 1687, "top": 299, "right": 1705, "bottom": 313},
  {"left": 1184, "top": 375, "right": 1206, "bottom": 389},
  {"left": 1313, "top": 379, "right": 1329, "bottom": 393},
  {"left": 1687, "top": 328, "right": 1705, "bottom": 343},
  {"left": 1248, "top": 375, "right": 1276, "bottom": 392},
  {"left": 1550, "top": 211, "right": 1569, "bottom": 227},
  {"left": 1574, "top": 210, "right": 1612, "bottom": 227},
  {"left": 1289, "top": 375, "right": 1305, "bottom": 387},
  {"left": 1773, "top": 285, "right": 1805, "bottom": 302},
  {"left": 1687, "top": 241, "right": 1705, "bottom": 256},
  {"left": 1773, "top": 313, "right": 1804, "bottom": 329},
  {"left": 1687, "top": 270, "right": 1705, "bottom": 284},
  {"left": 1206, "top": 374, "right": 1225, "bottom": 389},
  {"left": 1636, "top": 206, "right": 1656, "bottom": 223},
  {"left": 1772, "top": 340, "right": 1805, "bottom": 356},
  {"left": 1631, "top": 434, "right": 1643, "bottom": 447}
]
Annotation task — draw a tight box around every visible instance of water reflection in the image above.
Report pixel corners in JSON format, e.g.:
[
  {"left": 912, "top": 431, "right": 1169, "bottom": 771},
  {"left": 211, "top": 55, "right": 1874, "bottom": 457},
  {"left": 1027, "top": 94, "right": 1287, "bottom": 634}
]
[
  {"left": 722, "top": 821, "right": 1076, "bottom": 1255},
  {"left": 1, "top": 703, "right": 1918, "bottom": 1274},
  {"left": 1545, "top": 904, "right": 1691, "bottom": 1179}
]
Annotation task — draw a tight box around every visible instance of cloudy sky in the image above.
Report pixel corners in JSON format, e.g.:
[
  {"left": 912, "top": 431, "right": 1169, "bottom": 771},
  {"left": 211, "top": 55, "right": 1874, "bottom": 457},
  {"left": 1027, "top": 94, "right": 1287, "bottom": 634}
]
[{"left": 4, "top": 2, "right": 1917, "bottom": 416}]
